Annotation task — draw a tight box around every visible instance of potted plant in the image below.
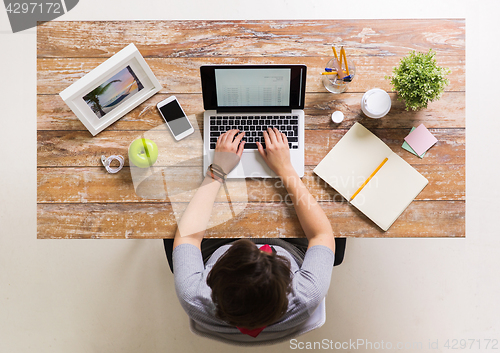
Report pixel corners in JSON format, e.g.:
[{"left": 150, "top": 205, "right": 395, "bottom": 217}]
[{"left": 387, "top": 49, "right": 450, "bottom": 111}]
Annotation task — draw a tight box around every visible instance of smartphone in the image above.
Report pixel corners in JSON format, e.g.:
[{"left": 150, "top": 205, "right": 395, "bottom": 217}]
[{"left": 157, "top": 96, "right": 194, "bottom": 140}]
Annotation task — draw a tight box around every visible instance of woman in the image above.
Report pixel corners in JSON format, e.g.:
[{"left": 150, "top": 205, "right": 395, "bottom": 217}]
[{"left": 166, "top": 128, "right": 336, "bottom": 340}]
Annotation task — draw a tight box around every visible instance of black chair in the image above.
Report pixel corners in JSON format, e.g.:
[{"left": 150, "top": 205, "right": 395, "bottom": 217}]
[
  {"left": 163, "top": 237, "right": 346, "bottom": 273},
  {"left": 334, "top": 237, "right": 346, "bottom": 266}
]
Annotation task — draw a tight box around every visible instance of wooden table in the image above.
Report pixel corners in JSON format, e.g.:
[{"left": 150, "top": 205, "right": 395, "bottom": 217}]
[{"left": 37, "top": 20, "right": 465, "bottom": 239}]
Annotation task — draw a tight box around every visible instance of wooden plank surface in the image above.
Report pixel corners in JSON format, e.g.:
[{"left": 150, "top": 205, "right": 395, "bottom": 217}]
[
  {"left": 37, "top": 165, "right": 464, "bottom": 203},
  {"left": 37, "top": 129, "right": 465, "bottom": 167},
  {"left": 37, "top": 92, "right": 465, "bottom": 131},
  {"left": 37, "top": 19, "right": 465, "bottom": 239},
  {"left": 37, "top": 56, "right": 465, "bottom": 95},
  {"left": 37, "top": 201, "right": 465, "bottom": 239},
  {"left": 37, "top": 20, "right": 465, "bottom": 58}
]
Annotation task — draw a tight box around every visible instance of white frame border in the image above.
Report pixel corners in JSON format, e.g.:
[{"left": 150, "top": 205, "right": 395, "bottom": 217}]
[{"left": 59, "top": 43, "right": 162, "bottom": 136}]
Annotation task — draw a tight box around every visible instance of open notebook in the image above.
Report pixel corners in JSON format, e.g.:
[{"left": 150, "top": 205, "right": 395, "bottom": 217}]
[{"left": 314, "top": 122, "right": 428, "bottom": 231}]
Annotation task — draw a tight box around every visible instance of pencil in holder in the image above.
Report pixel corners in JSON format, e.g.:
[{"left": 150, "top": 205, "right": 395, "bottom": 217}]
[{"left": 322, "top": 57, "right": 356, "bottom": 94}]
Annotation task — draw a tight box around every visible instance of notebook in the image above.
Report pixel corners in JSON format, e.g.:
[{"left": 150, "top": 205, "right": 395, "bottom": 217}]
[
  {"left": 313, "top": 123, "right": 428, "bottom": 231},
  {"left": 200, "top": 64, "right": 307, "bottom": 178}
]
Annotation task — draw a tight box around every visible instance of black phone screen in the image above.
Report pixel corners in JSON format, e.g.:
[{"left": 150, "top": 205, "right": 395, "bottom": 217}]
[{"left": 159, "top": 99, "right": 192, "bottom": 136}]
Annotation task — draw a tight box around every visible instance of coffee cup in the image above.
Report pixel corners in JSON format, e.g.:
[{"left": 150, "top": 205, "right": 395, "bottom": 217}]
[{"left": 361, "top": 88, "right": 391, "bottom": 119}]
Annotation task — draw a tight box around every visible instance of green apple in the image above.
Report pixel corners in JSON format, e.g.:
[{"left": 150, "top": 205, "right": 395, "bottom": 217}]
[{"left": 128, "top": 138, "right": 158, "bottom": 168}]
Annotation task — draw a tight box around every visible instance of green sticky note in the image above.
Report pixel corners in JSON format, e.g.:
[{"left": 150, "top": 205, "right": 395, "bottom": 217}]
[{"left": 402, "top": 127, "right": 426, "bottom": 158}]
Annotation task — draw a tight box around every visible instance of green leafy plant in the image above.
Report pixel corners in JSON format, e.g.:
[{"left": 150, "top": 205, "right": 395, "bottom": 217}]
[{"left": 387, "top": 49, "right": 450, "bottom": 111}]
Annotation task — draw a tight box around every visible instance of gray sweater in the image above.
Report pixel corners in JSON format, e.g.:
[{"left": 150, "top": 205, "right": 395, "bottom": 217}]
[{"left": 173, "top": 243, "right": 334, "bottom": 335}]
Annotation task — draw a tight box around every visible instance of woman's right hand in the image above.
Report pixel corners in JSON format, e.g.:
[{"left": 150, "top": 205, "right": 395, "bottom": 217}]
[{"left": 256, "top": 128, "right": 295, "bottom": 177}]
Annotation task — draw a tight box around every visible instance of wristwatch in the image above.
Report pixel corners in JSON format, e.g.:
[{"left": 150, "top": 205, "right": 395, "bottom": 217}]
[{"left": 206, "top": 164, "right": 227, "bottom": 183}]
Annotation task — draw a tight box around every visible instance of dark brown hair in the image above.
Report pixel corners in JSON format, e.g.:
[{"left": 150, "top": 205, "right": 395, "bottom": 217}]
[{"left": 206, "top": 239, "right": 292, "bottom": 330}]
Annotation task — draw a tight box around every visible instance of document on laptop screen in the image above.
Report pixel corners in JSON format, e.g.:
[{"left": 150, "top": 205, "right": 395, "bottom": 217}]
[{"left": 214, "top": 68, "right": 291, "bottom": 107}]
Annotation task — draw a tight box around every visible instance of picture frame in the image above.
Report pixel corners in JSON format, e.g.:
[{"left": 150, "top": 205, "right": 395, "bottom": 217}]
[{"left": 59, "top": 43, "right": 162, "bottom": 136}]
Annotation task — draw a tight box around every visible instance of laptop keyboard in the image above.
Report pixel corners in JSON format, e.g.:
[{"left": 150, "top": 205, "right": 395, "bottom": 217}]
[{"left": 209, "top": 115, "right": 299, "bottom": 150}]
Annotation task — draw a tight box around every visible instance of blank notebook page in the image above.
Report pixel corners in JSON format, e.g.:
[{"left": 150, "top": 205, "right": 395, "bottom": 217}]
[
  {"left": 350, "top": 153, "right": 428, "bottom": 231},
  {"left": 313, "top": 123, "right": 392, "bottom": 199}
]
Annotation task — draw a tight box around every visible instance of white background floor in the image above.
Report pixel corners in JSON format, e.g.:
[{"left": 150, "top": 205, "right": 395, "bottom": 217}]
[{"left": 1, "top": 1, "right": 499, "bottom": 352}]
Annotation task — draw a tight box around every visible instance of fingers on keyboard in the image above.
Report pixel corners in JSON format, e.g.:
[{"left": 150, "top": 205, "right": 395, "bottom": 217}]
[{"left": 209, "top": 116, "right": 299, "bottom": 150}]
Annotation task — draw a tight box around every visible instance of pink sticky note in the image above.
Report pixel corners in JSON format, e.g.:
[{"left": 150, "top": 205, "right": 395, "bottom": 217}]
[{"left": 404, "top": 124, "right": 438, "bottom": 156}]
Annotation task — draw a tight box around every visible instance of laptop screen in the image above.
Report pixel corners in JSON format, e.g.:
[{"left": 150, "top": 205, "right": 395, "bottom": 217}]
[
  {"left": 214, "top": 68, "right": 291, "bottom": 107},
  {"left": 201, "top": 65, "right": 307, "bottom": 112}
]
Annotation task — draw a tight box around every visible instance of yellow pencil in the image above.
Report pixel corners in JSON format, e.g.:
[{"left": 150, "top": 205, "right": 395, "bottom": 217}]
[
  {"left": 341, "top": 46, "right": 350, "bottom": 75},
  {"left": 339, "top": 46, "right": 343, "bottom": 70},
  {"left": 350, "top": 157, "right": 388, "bottom": 201},
  {"left": 321, "top": 71, "right": 338, "bottom": 75},
  {"left": 332, "top": 46, "right": 339, "bottom": 62}
]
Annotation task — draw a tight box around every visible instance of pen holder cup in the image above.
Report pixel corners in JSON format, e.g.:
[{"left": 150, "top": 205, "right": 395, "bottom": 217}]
[{"left": 322, "top": 58, "right": 356, "bottom": 94}]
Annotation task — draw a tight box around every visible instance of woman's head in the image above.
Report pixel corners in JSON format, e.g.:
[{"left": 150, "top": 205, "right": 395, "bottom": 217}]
[{"left": 206, "top": 239, "right": 292, "bottom": 330}]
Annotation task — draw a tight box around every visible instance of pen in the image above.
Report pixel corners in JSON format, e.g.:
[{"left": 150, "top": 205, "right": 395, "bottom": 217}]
[
  {"left": 322, "top": 72, "right": 351, "bottom": 82},
  {"left": 350, "top": 157, "right": 389, "bottom": 201}
]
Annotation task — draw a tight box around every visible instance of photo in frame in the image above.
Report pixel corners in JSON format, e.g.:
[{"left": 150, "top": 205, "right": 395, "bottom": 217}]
[{"left": 59, "top": 43, "right": 162, "bottom": 136}]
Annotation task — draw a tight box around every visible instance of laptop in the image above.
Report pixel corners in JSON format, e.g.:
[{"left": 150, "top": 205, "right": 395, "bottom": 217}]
[{"left": 201, "top": 64, "right": 307, "bottom": 178}]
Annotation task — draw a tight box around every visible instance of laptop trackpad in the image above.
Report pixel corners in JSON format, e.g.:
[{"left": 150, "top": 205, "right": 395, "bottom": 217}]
[{"left": 228, "top": 151, "right": 276, "bottom": 178}]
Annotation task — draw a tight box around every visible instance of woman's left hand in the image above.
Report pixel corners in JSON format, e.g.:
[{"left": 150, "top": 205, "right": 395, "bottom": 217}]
[{"left": 212, "top": 129, "right": 246, "bottom": 174}]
